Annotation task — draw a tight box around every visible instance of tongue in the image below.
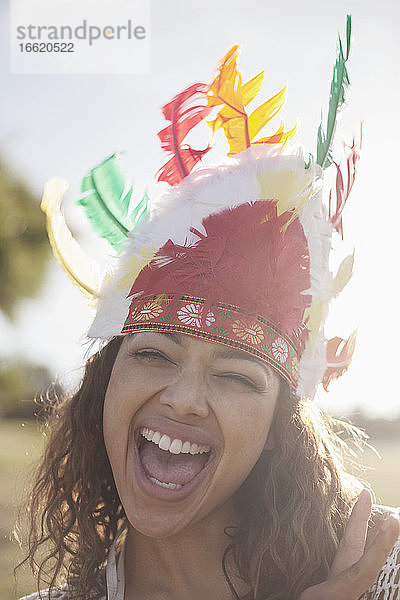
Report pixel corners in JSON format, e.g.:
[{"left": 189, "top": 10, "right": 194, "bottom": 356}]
[{"left": 139, "top": 440, "right": 209, "bottom": 485}]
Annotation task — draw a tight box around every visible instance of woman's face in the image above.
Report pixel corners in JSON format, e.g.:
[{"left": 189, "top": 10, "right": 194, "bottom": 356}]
[{"left": 103, "top": 332, "right": 280, "bottom": 538}]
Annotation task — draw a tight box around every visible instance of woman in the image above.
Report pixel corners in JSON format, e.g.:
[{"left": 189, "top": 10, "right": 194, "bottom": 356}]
[
  {"left": 19, "top": 331, "right": 400, "bottom": 600},
  {"left": 19, "top": 35, "right": 400, "bottom": 600}
]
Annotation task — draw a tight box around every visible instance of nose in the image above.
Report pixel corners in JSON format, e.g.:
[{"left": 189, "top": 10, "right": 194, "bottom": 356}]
[{"left": 159, "top": 366, "right": 210, "bottom": 419}]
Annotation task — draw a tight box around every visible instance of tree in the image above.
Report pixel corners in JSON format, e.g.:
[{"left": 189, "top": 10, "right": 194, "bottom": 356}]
[
  {"left": 0, "top": 360, "right": 60, "bottom": 419},
  {"left": 0, "top": 158, "right": 49, "bottom": 318},
  {"left": 0, "top": 159, "right": 57, "bottom": 419}
]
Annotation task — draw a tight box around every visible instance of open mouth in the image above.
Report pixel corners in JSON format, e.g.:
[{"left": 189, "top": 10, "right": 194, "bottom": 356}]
[{"left": 136, "top": 426, "right": 213, "bottom": 493}]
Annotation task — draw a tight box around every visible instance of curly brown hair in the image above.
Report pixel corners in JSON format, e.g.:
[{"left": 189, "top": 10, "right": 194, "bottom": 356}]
[{"left": 18, "top": 335, "right": 365, "bottom": 599}]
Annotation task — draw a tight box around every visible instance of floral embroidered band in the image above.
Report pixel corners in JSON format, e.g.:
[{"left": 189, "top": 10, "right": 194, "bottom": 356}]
[{"left": 121, "top": 295, "right": 300, "bottom": 388}]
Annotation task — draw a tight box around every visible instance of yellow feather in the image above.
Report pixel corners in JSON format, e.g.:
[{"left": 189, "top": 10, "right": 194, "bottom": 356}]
[
  {"left": 207, "top": 45, "right": 242, "bottom": 110},
  {"left": 257, "top": 167, "right": 317, "bottom": 217},
  {"left": 254, "top": 121, "right": 297, "bottom": 146},
  {"left": 248, "top": 86, "right": 287, "bottom": 140},
  {"left": 333, "top": 252, "right": 354, "bottom": 297},
  {"left": 241, "top": 71, "right": 264, "bottom": 106},
  {"left": 207, "top": 46, "right": 296, "bottom": 156},
  {"left": 117, "top": 248, "right": 156, "bottom": 291},
  {"left": 41, "top": 179, "right": 100, "bottom": 298}
]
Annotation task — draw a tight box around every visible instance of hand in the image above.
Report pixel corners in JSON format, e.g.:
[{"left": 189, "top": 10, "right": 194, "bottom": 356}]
[{"left": 298, "top": 489, "right": 400, "bottom": 600}]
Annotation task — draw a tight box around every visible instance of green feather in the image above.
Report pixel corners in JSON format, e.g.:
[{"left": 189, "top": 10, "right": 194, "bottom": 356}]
[
  {"left": 317, "top": 15, "right": 352, "bottom": 168},
  {"left": 77, "top": 153, "right": 149, "bottom": 252},
  {"left": 131, "top": 188, "right": 150, "bottom": 227}
]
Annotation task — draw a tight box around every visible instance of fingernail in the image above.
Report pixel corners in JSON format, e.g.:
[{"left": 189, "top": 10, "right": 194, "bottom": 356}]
[{"left": 357, "top": 488, "right": 372, "bottom": 507}]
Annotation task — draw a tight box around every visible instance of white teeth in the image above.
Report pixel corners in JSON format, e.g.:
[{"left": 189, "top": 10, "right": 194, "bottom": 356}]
[
  {"left": 158, "top": 434, "right": 171, "bottom": 451},
  {"left": 189, "top": 443, "right": 199, "bottom": 455},
  {"left": 139, "top": 427, "right": 211, "bottom": 456},
  {"left": 169, "top": 439, "right": 183, "bottom": 454},
  {"left": 143, "top": 428, "right": 154, "bottom": 441},
  {"left": 152, "top": 431, "right": 161, "bottom": 444},
  {"left": 149, "top": 476, "right": 183, "bottom": 490},
  {"left": 181, "top": 441, "right": 191, "bottom": 453}
]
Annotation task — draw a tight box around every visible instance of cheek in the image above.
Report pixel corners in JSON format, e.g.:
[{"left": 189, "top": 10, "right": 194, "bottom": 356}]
[
  {"left": 203, "top": 402, "right": 275, "bottom": 511},
  {"left": 103, "top": 381, "right": 125, "bottom": 475},
  {"left": 104, "top": 360, "right": 145, "bottom": 428},
  {"left": 103, "top": 358, "right": 169, "bottom": 467},
  {"left": 219, "top": 398, "right": 276, "bottom": 474},
  {"left": 103, "top": 364, "right": 140, "bottom": 458}
]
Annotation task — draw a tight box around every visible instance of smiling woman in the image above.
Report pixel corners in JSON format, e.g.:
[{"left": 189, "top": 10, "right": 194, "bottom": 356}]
[
  {"left": 104, "top": 332, "right": 279, "bottom": 541},
  {"left": 18, "top": 333, "right": 400, "bottom": 600},
  {"left": 18, "top": 27, "right": 400, "bottom": 600}
]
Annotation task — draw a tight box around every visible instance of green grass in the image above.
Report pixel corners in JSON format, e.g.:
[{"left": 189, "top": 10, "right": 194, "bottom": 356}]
[
  {"left": 0, "top": 419, "right": 45, "bottom": 600},
  {"left": 1, "top": 419, "right": 399, "bottom": 600}
]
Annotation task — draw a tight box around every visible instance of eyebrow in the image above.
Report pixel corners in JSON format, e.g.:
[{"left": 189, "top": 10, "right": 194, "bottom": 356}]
[
  {"left": 212, "top": 347, "right": 272, "bottom": 376},
  {"left": 132, "top": 331, "right": 184, "bottom": 347},
  {"left": 158, "top": 331, "right": 184, "bottom": 345}
]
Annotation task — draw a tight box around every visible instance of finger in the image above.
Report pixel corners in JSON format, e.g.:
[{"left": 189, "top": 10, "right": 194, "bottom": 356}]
[
  {"left": 329, "top": 488, "right": 372, "bottom": 577},
  {"left": 318, "top": 515, "right": 400, "bottom": 600}
]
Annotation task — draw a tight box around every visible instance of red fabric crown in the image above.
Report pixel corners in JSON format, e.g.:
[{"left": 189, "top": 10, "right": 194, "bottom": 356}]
[{"left": 125, "top": 201, "right": 311, "bottom": 353}]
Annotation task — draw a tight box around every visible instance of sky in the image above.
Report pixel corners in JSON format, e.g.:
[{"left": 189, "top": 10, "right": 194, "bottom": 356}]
[{"left": 1, "top": 0, "right": 400, "bottom": 418}]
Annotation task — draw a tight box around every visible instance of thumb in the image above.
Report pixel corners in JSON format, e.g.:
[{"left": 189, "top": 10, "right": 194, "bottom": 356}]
[{"left": 300, "top": 515, "right": 399, "bottom": 600}]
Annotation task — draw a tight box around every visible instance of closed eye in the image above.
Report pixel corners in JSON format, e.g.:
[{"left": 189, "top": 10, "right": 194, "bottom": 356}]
[
  {"left": 128, "top": 349, "right": 172, "bottom": 363},
  {"left": 216, "top": 373, "right": 260, "bottom": 390}
]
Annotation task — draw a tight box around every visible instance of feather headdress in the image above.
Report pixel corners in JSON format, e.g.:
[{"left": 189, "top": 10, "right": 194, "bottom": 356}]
[{"left": 42, "top": 16, "right": 359, "bottom": 398}]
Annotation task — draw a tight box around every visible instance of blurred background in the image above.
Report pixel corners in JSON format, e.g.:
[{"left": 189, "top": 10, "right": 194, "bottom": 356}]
[{"left": 1, "top": 0, "right": 399, "bottom": 597}]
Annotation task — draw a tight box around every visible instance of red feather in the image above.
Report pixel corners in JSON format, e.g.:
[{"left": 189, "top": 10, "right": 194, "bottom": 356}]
[
  {"left": 329, "top": 123, "right": 363, "bottom": 238},
  {"left": 156, "top": 83, "right": 212, "bottom": 185},
  {"left": 322, "top": 332, "right": 357, "bottom": 391},
  {"left": 129, "top": 201, "right": 311, "bottom": 347}
]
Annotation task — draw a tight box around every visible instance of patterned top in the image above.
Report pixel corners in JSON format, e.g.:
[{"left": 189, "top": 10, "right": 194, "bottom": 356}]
[
  {"left": 360, "top": 531, "right": 400, "bottom": 600},
  {"left": 20, "top": 523, "right": 400, "bottom": 600}
]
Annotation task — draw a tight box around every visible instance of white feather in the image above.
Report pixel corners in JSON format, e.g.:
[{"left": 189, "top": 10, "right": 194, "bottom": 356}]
[
  {"left": 299, "top": 184, "right": 334, "bottom": 300},
  {"left": 297, "top": 332, "right": 327, "bottom": 399}
]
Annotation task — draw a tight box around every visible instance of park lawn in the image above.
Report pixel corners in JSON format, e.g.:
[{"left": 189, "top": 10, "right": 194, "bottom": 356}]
[
  {"left": 0, "top": 419, "right": 399, "bottom": 600},
  {"left": 0, "top": 419, "right": 45, "bottom": 600}
]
